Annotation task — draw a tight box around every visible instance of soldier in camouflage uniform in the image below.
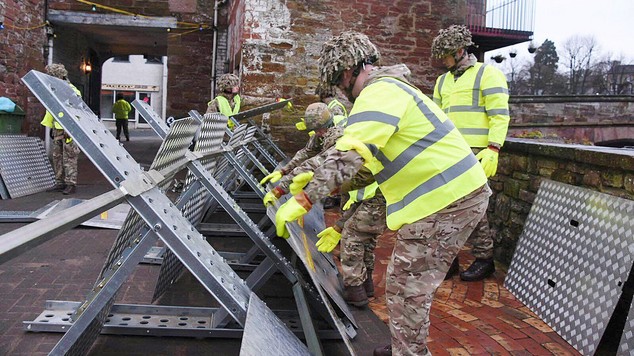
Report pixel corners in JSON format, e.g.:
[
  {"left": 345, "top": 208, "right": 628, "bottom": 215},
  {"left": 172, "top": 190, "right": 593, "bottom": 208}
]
[
  {"left": 262, "top": 102, "right": 342, "bottom": 206},
  {"left": 432, "top": 25, "right": 511, "bottom": 281},
  {"left": 41, "top": 63, "right": 81, "bottom": 195},
  {"left": 273, "top": 32, "right": 490, "bottom": 356}
]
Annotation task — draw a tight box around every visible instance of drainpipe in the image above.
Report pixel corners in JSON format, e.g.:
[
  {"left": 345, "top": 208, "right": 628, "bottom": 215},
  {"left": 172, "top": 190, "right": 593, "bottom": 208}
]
[
  {"left": 45, "top": 0, "right": 53, "bottom": 154},
  {"left": 162, "top": 55, "right": 168, "bottom": 121},
  {"left": 211, "top": 0, "right": 226, "bottom": 100}
]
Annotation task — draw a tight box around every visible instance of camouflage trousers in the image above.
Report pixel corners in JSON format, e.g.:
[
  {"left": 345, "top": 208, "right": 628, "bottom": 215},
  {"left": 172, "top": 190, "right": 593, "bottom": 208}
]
[
  {"left": 468, "top": 147, "right": 495, "bottom": 259},
  {"left": 340, "top": 195, "right": 387, "bottom": 287},
  {"left": 52, "top": 129, "right": 79, "bottom": 185},
  {"left": 386, "top": 185, "right": 490, "bottom": 356}
]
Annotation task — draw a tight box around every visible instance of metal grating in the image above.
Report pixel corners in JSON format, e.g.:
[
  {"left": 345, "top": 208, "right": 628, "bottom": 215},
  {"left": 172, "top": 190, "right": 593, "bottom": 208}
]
[
  {"left": 0, "top": 135, "right": 55, "bottom": 198},
  {"left": 504, "top": 179, "right": 634, "bottom": 355},
  {"left": 239, "top": 293, "right": 310, "bottom": 356}
]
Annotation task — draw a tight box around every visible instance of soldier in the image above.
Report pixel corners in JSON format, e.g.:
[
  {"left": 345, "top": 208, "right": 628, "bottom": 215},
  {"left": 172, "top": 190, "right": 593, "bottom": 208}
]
[
  {"left": 206, "top": 73, "right": 241, "bottom": 130},
  {"left": 41, "top": 63, "right": 81, "bottom": 195},
  {"left": 273, "top": 31, "right": 490, "bottom": 356},
  {"left": 315, "top": 181, "right": 385, "bottom": 307},
  {"left": 261, "top": 102, "right": 341, "bottom": 206},
  {"left": 432, "top": 25, "right": 511, "bottom": 281}
]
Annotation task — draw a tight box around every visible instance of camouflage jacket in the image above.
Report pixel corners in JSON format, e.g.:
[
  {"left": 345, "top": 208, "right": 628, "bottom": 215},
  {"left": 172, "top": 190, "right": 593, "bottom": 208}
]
[{"left": 277, "top": 125, "right": 344, "bottom": 192}]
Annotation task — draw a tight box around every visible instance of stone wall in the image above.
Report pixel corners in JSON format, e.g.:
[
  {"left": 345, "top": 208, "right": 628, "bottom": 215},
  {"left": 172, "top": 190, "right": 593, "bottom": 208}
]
[
  {"left": 230, "top": 0, "right": 466, "bottom": 154},
  {"left": 490, "top": 138, "right": 634, "bottom": 265},
  {"left": 509, "top": 96, "right": 634, "bottom": 145},
  {"left": 0, "top": 0, "right": 47, "bottom": 134}
]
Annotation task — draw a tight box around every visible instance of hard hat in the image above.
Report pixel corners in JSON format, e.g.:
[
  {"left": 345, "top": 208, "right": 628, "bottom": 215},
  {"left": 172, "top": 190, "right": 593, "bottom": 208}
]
[
  {"left": 318, "top": 31, "right": 380, "bottom": 89},
  {"left": 303, "top": 102, "right": 333, "bottom": 131},
  {"left": 45, "top": 63, "right": 68, "bottom": 79},
  {"left": 217, "top": 73, "right": 240, "bottom": 91},
  {"left": 431, "top": 25, "right": 475, "bottom": 59}
]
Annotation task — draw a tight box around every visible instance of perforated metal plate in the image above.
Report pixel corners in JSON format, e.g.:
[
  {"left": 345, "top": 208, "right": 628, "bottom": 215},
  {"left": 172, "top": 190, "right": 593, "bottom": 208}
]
[
  {"left": 239, "top": 293, "right": 310, "bottom": 356},
  {"left": 0, "top": 135, "right": 55, "bottom": 198},
  {"left": 504, "top": 179, "right": 634, "bottom": 355},
  {"left": 619, "top": 298, "right": 634, "bottom": 355}
]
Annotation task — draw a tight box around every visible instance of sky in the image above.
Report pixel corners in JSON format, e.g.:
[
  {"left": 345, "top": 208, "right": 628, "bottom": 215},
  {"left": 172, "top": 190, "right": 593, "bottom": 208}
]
[{"left": 486, "top": 0, "right": 634, "bottom": 67}]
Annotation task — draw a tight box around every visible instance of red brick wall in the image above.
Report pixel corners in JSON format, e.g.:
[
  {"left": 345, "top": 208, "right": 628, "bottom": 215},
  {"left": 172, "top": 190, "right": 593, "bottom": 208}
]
[
  {"left": 0, "top": 0, "right": 48, "bottom": 135},
  {"left": 232, "top": 0, "right": 466, "bottom": 153}
]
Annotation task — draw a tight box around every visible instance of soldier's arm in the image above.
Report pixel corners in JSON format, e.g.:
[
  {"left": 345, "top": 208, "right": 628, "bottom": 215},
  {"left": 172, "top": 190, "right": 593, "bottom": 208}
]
[
  {"left": 302, "top": 146, "right": 365, "bottom": 204},
  {"left": 482, "top": 66, "right": 510, "bottom": 147}
]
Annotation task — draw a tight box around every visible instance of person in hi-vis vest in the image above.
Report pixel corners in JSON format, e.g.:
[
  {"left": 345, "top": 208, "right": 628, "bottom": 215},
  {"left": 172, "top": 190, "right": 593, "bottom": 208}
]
[
  {"left": 41, "top": 63, "right": 81, "bottom": 195},
  {"left": 273, "top": 31, "right": 490, "bottom": 356},
  {"left": 432, "top": 25, "right": 510, "bottom": 282}
]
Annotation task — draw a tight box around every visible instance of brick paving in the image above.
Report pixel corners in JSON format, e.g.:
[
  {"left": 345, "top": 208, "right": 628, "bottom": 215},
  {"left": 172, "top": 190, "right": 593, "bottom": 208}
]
[
  {"left": 322, "top": 214, "right": 582, "bottom": 356},
  {"left": 0, "top": 128, "right": 588, "bottom": 355}
]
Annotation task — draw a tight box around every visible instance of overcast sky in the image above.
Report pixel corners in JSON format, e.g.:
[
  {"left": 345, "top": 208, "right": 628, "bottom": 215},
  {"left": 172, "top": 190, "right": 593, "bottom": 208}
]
[{"left": 486, "top": 0, "right": 634, "bottom": 65}]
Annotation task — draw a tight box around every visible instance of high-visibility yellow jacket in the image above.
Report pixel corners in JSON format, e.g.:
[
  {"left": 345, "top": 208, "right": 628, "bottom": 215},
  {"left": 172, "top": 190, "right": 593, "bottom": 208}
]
[
  {"left": 344, "top": 182, "right": 379, "bottom": 210},
  {"left": 112, "top": 99, "right": 131, "bottom": 119},
  {"left": 433, "top": 62, "right": 510, "bottom": 148},
  {"left": 328, "top": 99, "right": 348, "bottom": 127},
  {"left": 41, "top": 83, "right": 81, "bottom": 130},
  {"left": 213, "top": 95, "right": 241, "bottom": 129},
  {"left": 338, "top": 77, "right": 487, "bottom": 230}
]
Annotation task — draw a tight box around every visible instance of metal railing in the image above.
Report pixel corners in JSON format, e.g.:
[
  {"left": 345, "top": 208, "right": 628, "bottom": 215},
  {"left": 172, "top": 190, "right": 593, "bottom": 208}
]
[{"left": 467, "top": 0, "right": 535, "bottom": 33}]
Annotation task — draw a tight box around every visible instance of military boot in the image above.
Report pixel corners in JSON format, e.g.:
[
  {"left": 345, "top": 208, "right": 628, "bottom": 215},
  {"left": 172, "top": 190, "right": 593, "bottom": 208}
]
[
  {"left": 373, "top": 344, "right": 392, "bottom": 356},
  {"left": 46, "top": 183, "right": 66, "bottom": 192},
  {"left": 444, "top": 257, "right": 459, "bottom": 280},
  {"left": 62, "top": 184, "right": 76, "bottom": 195},
  {"left": 363, "top": 269, "right": 374, "bottom": 297},
  {"left": 343, "top": 285, "right": 368, "bottom": 307},
  {"left": 460, "top": 258, "right": 495, "bottom": 281}
]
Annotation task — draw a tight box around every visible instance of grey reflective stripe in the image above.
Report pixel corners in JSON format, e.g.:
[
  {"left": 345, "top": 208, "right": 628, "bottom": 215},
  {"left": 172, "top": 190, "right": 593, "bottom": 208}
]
[
  {"left": 482, "top": 87, "right": 508, "bottom": 96},
  {"left": 486, "top": 108, "right": 510, "bottom": 116},
  {"left": 356, "top": 187, "right": 365, "bottom": 201},
  {"left": 436, "top": 73, "right": 447, "bottom": 103},
  {"left": 448, "top": 105, "right": 486, "bottom": 113},
  {"left": 373, "top": 77, "right": 455, "bottom": 184},
  {"left": 375, "top": 124, "right": 452, "bottom": 184},
  {"left": 386, "top": 153, "right": 479, "bottom": 216},
  {"left": 472, "top": 64, "right": 487, "bottom": 107},
  {"left": 459, "top": 128, "right": 489, "bottom": 136},
  {"left": 346, "top": 111, "right": 400, "bottom": 128},
  {"left": 366, "top": 143, "right": 379, "bottom": 157},
  {"left": 328, "top": 99, "right": 348, "bottom": 117}
]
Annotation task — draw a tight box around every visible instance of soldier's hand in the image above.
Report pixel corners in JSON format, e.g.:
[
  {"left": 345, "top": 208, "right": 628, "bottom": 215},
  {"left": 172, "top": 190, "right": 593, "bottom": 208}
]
[
  {"left": 289, "top": 171, "right": 314, "bottom": 195},
  {"left": 475, "top": 147, "right": 499, "bottom": 178},
  {"left": 260, "top": 170, "right": 283, "bottom": 185},
  {"left": 315, "top": 227, "right": 342, "bottom": 253}
]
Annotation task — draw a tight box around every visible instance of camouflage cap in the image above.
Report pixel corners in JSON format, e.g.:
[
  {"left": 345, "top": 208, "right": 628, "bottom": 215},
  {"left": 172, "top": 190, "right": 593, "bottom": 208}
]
[
  {"left": 318, "top": 31, "right": 380, "bottom": 89},
  {"left": 303, "top": 102, "right": 333, "bottom": 131},
  {"left": 217, "top": 73, "right": 240, "bottom": 91},
  {"left": 431, "top": 25, "right": 475, "bottom": 59},
  {"left": 45, "top": 63, "right": 68, "bottom": 79}
]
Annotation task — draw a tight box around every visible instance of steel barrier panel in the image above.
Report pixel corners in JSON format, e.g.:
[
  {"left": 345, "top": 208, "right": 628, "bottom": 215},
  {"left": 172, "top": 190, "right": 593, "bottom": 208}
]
[
  {"left": 0, "top": 135, "right": 55, "bottom": 198},
  {"left": 239, "top": 292, "right": 310, "bottom": 356},
  {"left": 504, "top": 179, "right": 634, "bottom": 355}
]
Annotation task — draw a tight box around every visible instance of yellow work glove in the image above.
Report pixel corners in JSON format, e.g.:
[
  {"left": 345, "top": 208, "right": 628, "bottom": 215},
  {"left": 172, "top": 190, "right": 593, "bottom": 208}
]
[
  {"left": 289, "top": 172, "right": 314, "bottom": 195},
  {"left": 260, "top": 170, "right": 283, "bottom": 185},
  {"left": 295, "top": 118, "right": 307, "bottom": 131},
  {"left": 315, "top": 227, "right": 342, "bottom": 253},
  {"left": 263, "top": 191, "right": 278, "bottom": 207},
  {"left": 277, "top": 98, "right": 293, "bottom": 112},
  {"left": 274, "top": 193, "right": 312, "bottom": 238},
  {"left": 475, "top": 147, "right": 499, "bottom": 178},
  {"left": 342, "top": 196, "right": 355, "bottom": 211}
]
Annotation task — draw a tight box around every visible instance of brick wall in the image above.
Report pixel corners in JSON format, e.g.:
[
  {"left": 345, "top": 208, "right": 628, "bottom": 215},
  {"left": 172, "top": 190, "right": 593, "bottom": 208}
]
[
  {"left": 490, "top": 138, "right": 634, "bottom": 265},
  {"left": 509, "top": 96, "right": 634, "bottom": 144},
  {"left": 0, "top": 0, "right": 47, "bottom": 135},
  {"left": 230, "top": 0, "right": 466, "bottom": 153}
]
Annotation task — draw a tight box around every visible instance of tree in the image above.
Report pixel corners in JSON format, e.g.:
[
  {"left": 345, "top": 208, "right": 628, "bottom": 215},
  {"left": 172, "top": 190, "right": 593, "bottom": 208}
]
[
  {"left": 561, "top": 35, "right": 598, "bottom": 94},
  {"left": 528, "top": 39, "right": 561, "bottom": 94}
]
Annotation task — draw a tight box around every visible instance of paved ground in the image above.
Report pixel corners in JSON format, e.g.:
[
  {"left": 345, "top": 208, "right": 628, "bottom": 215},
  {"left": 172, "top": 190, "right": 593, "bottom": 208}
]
[{"left": 0, "top": 126, "right": 596, "bottom": 355}]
